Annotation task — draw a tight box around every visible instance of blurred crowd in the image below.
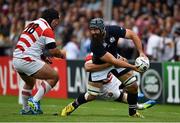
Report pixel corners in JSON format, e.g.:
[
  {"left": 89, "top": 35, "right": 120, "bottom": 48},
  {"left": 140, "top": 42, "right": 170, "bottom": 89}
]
[{"left": 0, "top": 0, "right": 180, "bottom": 61}]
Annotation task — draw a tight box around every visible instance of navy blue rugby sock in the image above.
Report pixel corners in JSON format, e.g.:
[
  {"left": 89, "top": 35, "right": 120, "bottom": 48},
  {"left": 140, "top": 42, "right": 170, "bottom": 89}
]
[
  {"left": 127, "top": 93, "right": 138, "bottom": 116},
  {"left": 72, "top": 93, "right": 88, "bottom": 108}
]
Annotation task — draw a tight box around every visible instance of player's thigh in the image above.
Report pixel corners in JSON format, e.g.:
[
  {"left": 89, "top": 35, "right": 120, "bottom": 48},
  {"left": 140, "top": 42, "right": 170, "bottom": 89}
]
[
  {"left": 125, "top": 82, "right": 138, "bottom": 93},
  {"left": 88, "top": 81, "right": 103, "bottom": 88},
  {"left": 19, "top": 73, "right": 36, "bottom": 87},
  {"left": 118, "top": 71, "right": 134, "bottom": 82},
  {"left": 118, "top": 71, "right": 138, "bottom": 93},
  {"left": 32, "top": 63, "right": 58, "bottom": 80},
  {"left": 87, "top": 81, "right": 103, "bottom": 96}
]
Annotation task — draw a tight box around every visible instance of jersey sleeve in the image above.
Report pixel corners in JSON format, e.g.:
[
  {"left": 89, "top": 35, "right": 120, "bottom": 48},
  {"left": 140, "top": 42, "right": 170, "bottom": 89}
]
[
  {"left": 42, "top": 28, "right": 56, "bottom": 44},
  {"left": 110, "top": 26, "right": 126, "bottom": 38}
]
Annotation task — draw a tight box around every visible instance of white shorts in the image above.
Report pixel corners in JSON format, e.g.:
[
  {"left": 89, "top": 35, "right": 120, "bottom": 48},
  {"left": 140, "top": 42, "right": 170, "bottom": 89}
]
[
  {"left": 12, "top": 57, "right": 45, "bottom": 76},
  {"left": 90, "top": 66, "right": 126, "bottom": 82},
  {"left": 99, "top": 74, "right": 122, "bottom": 100},
  {"left": 90, "top": 66, "right": 114, "bottom": 81}
]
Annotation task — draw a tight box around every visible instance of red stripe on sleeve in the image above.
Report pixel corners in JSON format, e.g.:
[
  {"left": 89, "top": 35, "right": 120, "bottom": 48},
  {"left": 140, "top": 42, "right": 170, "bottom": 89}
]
[
  {"left": 15, "top": 45, "right": 25, "bottom": 51},
  {"left": 36, "top": 26, "right": 43, "bottom": 37},
  {"left": 19, "top": 38, "right": 31, "bottom": 47},
  {"left": 42, "top": 28, "right": 55, "bottom": 39},
  {"left": 22, "top": 32, "right": 36, "bottom": 43}
]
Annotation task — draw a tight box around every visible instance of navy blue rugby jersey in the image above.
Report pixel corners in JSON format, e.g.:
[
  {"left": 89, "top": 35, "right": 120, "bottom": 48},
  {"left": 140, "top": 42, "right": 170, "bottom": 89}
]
[{"left": 90, "top": 25, "right": 126, "bottom": 64}]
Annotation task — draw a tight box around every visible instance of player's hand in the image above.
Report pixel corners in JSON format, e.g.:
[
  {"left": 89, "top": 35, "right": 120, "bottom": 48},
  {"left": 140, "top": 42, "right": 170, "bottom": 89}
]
[
  {"left": 133, "top": 65, "right": 144, "bottom": 73},
  {"left": 60, "top": 54, "right": 66, "bottom": 59},
  {"left": 139, "top": 52, "right": 148, "bottom": 59},
  {"left": 45, "top": 57, "right": 53, "bottom": 64},
  {"left": 60, "top": 49, "right": 66, "bottom": 59},
  {"left": 41, "top": 55, "right": 52, "bottom": 64}
]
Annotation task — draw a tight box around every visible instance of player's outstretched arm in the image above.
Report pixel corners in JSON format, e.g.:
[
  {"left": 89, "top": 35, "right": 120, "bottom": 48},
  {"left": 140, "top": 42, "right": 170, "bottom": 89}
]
[
  {"left": 84, "top": 60, "right": 111, "bottom": 72},
  {"left": 125, "top": 29, "right": 146, "bottom": 58},
  {"left": 49, "top": 48, "right": 65, "bottom": 59},
  {"left": 100, "top": 52, "right": 140, "bottom": 72},
  {"left": 85, "top": 54, "right": 128, "bottom": 72},
  {"left": 44, "top": 42, "right": 66, "bottom": 59}
]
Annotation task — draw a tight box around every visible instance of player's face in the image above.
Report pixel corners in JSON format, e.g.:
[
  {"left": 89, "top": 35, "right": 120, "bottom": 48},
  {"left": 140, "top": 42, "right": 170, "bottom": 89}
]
[
  {"left": 51, "top": 18, "right": 60, "bottom": 30},
  {"left": 90, "top": 28, "right": 101, "bottom": 35},
  {"left": 90, "top": 28, "right": 103, "bottom": 40}
]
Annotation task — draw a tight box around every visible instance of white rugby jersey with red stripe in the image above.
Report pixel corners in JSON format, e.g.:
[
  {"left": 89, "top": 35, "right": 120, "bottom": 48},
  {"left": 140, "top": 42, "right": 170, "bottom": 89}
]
[{"left": 13, "top": 18, "right": 55, "bottom": 60}]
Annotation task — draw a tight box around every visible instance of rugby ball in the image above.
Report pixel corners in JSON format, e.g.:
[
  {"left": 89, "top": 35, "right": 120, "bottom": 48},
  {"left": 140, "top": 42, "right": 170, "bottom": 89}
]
[{"left": 135, "top": 57, "right": 150, "bottom": 72}]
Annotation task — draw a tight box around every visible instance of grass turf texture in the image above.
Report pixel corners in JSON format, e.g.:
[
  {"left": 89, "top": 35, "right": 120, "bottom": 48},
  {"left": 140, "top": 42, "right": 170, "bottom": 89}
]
[{"left": 0, "top": 95, "right": 180, "bottom": 122}]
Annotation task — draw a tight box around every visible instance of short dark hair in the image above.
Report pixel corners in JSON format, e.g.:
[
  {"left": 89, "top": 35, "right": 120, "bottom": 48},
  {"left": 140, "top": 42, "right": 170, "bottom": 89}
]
[{"left": 41, "top": 8, "right": 59, "bottom": 25}]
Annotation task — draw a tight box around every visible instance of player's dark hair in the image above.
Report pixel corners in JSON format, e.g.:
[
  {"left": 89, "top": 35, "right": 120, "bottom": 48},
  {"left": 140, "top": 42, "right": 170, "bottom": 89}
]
[{"left": 41, "top": 8, "right": 59, "bottom": 25}]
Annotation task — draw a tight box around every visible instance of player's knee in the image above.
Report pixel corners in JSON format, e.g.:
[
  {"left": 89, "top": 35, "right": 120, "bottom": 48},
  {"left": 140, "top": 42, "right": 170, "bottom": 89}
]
[
  {"left": 114, "top": 90, "right": 124, "bottom": 102},
  {"left": 85, "top": 92, "right": 97, "bottom": 101},
  {"left": 123, "top": 75, "right": 137, "bottom": 87},
  {"left": 87, "top": 90, "right": 99, "bottom": 99},
  {"left": 87, "top": 84, "right": 100, "bottom": 100},
  {"left": 24, "top": 83, "right": 34, "bottom": 90},
  {"left": 122, "top": 75, "right": 138, "bottom": 93},
  {"left": 126, "top": 82, "right": 138, "bottom": 94}
]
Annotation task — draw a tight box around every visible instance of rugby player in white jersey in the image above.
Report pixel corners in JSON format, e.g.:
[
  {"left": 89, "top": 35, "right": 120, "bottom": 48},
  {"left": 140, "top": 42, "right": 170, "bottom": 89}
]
[{"left": 13, "top": 9, "right": 65, "bottom": 115}]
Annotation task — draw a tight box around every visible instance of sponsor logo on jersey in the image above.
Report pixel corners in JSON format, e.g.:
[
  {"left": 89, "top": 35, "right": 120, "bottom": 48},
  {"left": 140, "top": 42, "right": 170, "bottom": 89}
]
[
  {"left": 110, "top": 37, "right": 115, "bottom": 43},
  {"left": 103, "top": 42, "right": 107, "bottom": 48}
]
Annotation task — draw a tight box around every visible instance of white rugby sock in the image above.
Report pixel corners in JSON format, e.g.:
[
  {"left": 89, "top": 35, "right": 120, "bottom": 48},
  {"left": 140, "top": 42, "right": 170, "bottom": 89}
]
[
  {"left": 33, "top": 81, "right": 52, "bottom": 102},
  {"left": 22, "top": 88, "right": 32, "bottom": 110}
]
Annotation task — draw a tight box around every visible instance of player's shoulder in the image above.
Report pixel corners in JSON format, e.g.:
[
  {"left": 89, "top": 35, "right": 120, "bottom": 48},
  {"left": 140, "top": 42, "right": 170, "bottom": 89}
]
[
  {"left": 35, "top": 18, "right": 51, "bottom": 30},
  {"left": 105, "top": 25, "right": 125, "bottom": 33}
]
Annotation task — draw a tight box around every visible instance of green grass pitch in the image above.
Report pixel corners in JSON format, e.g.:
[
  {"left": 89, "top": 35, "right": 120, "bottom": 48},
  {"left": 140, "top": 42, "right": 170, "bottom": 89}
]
[{"left": 0, "top": 95, "right": 180, "bottom": 122}]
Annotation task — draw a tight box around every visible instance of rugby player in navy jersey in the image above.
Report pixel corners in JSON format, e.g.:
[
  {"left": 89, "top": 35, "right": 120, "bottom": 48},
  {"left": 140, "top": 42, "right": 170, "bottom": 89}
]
[{"left": 61, "top": 18, "right": 148, "bottom": 118}]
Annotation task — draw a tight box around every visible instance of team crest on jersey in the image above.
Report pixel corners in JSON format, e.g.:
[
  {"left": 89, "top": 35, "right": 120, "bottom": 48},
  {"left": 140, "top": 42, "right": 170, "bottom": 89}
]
[
  {"left": 110, "top": 37, "right": 115, "bottom": 43},
  {"left": 103, "top": 42, "right": 107, "bottom": 47}
]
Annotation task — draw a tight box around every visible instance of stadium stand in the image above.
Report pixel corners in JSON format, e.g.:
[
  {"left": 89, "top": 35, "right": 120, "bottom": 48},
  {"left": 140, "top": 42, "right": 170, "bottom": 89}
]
[{"left": 0, "top": 0, "right": 179, "bottom": 61}]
